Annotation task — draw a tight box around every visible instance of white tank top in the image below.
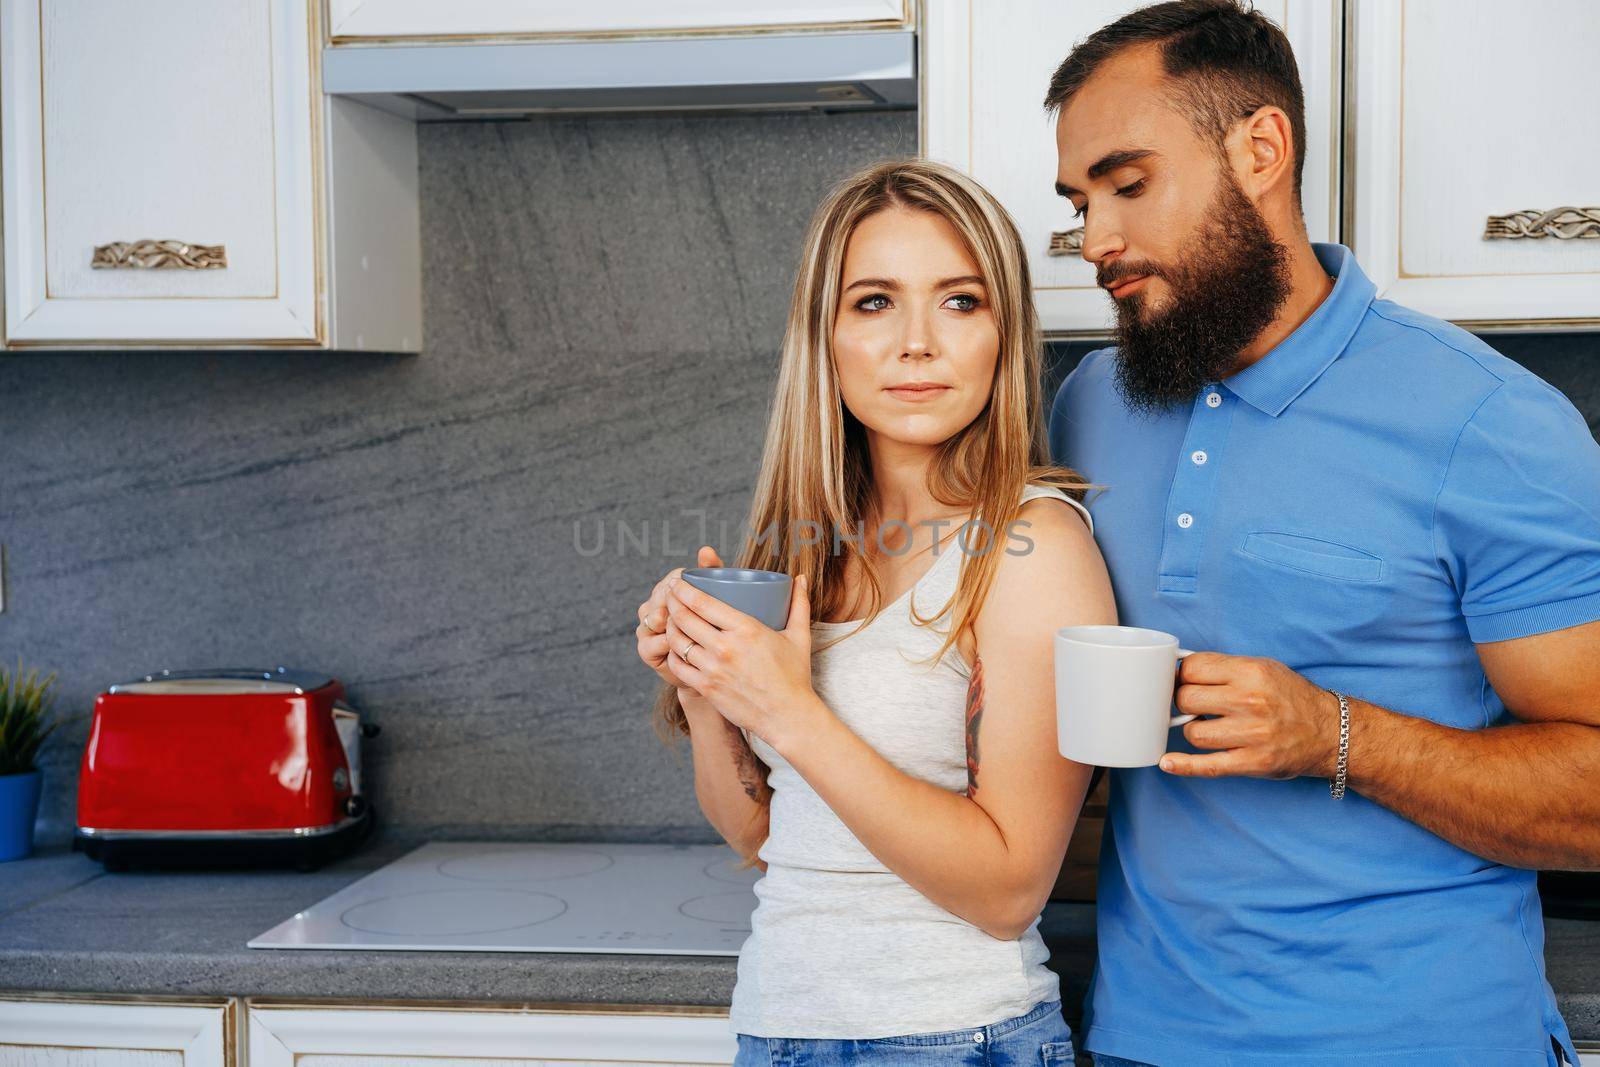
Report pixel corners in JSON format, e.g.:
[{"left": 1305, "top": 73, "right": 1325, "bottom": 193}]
[{"left": 728, "top": 484, "right": 1094, "bottom": 1038}]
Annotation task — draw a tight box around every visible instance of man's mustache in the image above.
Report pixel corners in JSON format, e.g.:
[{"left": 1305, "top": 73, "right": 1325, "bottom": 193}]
[{"left": 1097, "top": 264, "right": 1164, "bottom": 289}]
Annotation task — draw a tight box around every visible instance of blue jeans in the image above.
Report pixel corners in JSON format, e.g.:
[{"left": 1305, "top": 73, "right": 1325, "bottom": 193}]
[{"left": 733, "top": 996, "right": 1074, "bottom": 1065}]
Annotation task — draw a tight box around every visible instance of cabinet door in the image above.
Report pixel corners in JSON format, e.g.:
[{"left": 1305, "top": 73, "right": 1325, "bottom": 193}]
[
  {"left": 247, "top": 1003, "right": 735, "bottom": 1065},
  {"left": 0, "top": 997, "right": 232, "bottom": 1067},
  {"left": 1349, "top": 0, "right": 1600, "bottom": 330},
  {"left": 0, "top": 0, "right": 320, "bottom": 346},
  {"left": 922, "top": 0, "right": 1341, "bottom": 337},
  {"left": 326, "top": 1, "right": 911, "bottom": 41}
]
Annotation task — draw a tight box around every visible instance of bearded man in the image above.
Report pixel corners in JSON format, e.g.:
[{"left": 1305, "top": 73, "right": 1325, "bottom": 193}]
[{"left": 1045, "top": 3, "right": 1600, "bottom": 1065}]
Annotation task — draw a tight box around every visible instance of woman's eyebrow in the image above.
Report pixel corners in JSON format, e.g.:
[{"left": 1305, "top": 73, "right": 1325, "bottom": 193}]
[{"left": 842, "top": 275, "right": 986, "bottom": 294}]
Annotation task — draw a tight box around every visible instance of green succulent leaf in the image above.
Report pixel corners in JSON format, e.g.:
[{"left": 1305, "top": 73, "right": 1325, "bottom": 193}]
[{"left": 0, "top": 656, "right": 63, "bottom": 776}]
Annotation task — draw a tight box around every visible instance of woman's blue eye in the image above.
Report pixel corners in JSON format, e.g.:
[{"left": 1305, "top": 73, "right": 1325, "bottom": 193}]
[{"left": 855, "top": 292, "right": 980, "bottom": 312}]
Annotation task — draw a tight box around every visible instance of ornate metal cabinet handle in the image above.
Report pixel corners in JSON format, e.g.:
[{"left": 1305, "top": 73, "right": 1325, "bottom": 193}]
[
  {"left": 1482, "top": 207, "right": 1600, "bottom": 240},
  {"left": 91, "top": 239, "right": 228, "bottom": 269},
  {"left": 1048, "top": 227, "right": 1085, "bottom": 256}
]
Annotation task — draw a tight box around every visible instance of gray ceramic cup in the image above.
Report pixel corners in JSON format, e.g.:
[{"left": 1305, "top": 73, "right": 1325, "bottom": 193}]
[{"left": 680, "top": 567, "right": 793, "bottom": 630}]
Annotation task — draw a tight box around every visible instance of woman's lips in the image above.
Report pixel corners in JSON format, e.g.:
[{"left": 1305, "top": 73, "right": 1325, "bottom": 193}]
[
  {"left": 1108, "top": 275, "right": 1150, "bottom": 298},
  {"left": 884, "top": 384, "right": 952, "bottom": 401}
]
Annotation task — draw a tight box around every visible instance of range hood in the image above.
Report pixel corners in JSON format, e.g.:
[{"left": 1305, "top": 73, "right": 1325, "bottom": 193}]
[{"left": 322, "top": 30, "right": 917, "bottom": 120}]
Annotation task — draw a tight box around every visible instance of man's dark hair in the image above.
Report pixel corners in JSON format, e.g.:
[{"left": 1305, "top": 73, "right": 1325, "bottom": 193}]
[{"left": 1043, "top": 0, "right": 1307, "bottom": 202}]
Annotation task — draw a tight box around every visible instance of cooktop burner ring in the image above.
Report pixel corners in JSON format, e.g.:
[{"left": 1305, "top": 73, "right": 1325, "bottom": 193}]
[
  {"left": 339, "top": 887, "right": 569, "bottom": 936},
  {"left": 678, "top": 890, "right": 758, "bottom": 928},
  {"left": 702, "top": 855, "right": 762, "bottom": 886},
  {"left": 435, "top": 845, "right": 615, "bottom": 883}
]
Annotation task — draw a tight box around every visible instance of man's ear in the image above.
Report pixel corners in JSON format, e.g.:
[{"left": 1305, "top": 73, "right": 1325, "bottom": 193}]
[{"left": 1241, "top": 105, "right": 1294, "bottom": 196}]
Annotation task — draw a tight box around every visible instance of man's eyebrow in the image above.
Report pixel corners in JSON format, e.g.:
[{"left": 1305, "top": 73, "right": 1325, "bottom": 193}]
[
  {"left": 1054, "top": 148, "right": 1158, "bottom": 198},
  {"left": 842, "top": 274, "right": 987, "bottom": 293}
]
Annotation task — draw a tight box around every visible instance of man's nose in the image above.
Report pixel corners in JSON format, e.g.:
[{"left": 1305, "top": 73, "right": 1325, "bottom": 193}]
[{"left": 1080, "top": 213, "right": 1127, "bottom": 266}]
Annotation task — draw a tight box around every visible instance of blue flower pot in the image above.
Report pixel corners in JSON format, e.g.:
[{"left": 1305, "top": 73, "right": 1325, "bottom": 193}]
[{"left": 0, "top": 769, "right": 43, "bottom": 862}]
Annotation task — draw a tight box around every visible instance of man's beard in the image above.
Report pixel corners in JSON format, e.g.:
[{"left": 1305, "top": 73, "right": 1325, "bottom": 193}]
[{"left": 1103, "top": 170, "right": 1292, "bottom": 417}]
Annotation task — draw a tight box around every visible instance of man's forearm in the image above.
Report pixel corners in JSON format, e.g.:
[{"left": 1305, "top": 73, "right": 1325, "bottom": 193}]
[{"left": 1344, "top": 698, "right": 1600, "bottom": 869}]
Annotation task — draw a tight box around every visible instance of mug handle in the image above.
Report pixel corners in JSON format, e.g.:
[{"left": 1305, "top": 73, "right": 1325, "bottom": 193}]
[{"left": 1170, "top": 648, "right": 1197, "bottom": 727}]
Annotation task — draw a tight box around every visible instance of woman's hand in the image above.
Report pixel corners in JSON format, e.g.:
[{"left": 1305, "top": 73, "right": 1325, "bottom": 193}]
[
  {"left": 635, "top": 545, "right": 725, "bottom": 696},
  {"left": 664, "top": 569, "right": 819, "bottom": 746}
]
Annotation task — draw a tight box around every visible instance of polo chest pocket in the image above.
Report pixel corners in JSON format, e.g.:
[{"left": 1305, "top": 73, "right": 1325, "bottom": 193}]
[{"left": 1238, "top": 532, "right": 1385, "bottom": 583}]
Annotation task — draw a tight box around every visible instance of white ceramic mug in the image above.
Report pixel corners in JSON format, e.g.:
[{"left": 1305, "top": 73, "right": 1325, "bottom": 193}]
[{"left": 1055, "top": 625, "right": 1196, "bottom": 767}]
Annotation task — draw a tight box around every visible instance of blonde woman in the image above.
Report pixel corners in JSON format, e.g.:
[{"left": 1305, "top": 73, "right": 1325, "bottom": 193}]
[{"left": 634, "top": 158, "right": 1114, "bottom": 1064}]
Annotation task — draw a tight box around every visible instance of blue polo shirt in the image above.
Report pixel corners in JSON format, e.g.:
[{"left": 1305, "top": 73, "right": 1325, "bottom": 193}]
[{"left": 1049, "top": 243, "right": 1599, "bottom": 1066}]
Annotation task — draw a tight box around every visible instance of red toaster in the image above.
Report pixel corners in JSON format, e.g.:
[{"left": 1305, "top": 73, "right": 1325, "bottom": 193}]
[{"left": 74, "top": 667, "right": 378, "bottom": 870}]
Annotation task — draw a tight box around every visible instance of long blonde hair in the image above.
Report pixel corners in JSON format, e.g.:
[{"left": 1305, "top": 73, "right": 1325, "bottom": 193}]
[{"left": 653, "top": 157, "right": 1094, "bottom": 858}]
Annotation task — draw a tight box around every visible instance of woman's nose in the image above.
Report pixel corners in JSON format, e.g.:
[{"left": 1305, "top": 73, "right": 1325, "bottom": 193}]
[{"left": 899, "top": 309, "right": 936, "bottom": 360}]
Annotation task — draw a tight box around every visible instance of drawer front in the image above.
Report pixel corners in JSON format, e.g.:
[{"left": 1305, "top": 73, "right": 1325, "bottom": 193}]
[
  {"left": 248, "top": 1003, "right": 736, "bottom": 1065},
  {"left": 1350, "top": 0, "right": 1600, "bottom": 329},
  {"left": 0, "top": 996, "right": 231, "bottom": 1067},
  {"left": 2, "top": 0, "right": 321, "bottom": 344},
  {"left": 326, "top": 0, "right": 911, "bottom": 41},
  {"left": 43, "top": 1, "right": 277, "bottom": 300}
]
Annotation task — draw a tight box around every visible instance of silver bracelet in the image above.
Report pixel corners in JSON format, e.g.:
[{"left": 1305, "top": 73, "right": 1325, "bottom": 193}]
[{"left": 1328, "top": 689, "right": 1350, "bottom": 799}]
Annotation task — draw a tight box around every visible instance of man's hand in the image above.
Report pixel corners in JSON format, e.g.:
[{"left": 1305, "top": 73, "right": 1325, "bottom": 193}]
[
  {"left": 1155, "top": 623, "right": 1600, "bottom": 868},
  {"left": 1160, "top": 653, "right": 1342, "bottom": 779}
]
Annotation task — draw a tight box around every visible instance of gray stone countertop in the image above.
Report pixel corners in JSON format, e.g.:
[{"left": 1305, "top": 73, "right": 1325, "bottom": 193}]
[{"left": 1, "top": 831, "right": 1595, "bottom": 1041}]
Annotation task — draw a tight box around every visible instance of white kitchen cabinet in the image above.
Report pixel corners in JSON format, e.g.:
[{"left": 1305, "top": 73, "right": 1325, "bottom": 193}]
[
  {"left": 1577, "top": 1043, "right": 1599, "bottom": 1066},
  {"left": 921, "top": 0, "right": 1342, "bottom": 337},
  {"left": 246, "top": 1001, "right": 736, "bottom": 1065},
  {"left": 0, "top": 995, "right": 234, "bottom": 1066},
  {"left": 0, "top": 0, "right": 421, "bottom": 350},
  {"left": 1349, "top": 0, "right": 1600, "bottom": 331},
  {"left": 325, "top": 0, "right": 911, "bottom": 41}
]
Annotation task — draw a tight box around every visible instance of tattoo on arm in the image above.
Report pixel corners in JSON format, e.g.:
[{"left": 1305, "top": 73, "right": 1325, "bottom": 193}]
[
  {"left": 965, "top": 655, "right": 985, "bottom": 797},
  {"left": 723, "top": 718, "right": 771, "bottom": 803}
]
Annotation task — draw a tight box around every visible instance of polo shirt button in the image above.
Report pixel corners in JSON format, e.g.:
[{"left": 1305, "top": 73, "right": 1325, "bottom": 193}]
[
  {"left": 973, "top": 1032, "right": 984, "bottom": 1043},
  {"left": 1191, "top": 450, "right": 1208, "bottom": 465},
  {"left": 1177, "top": 512, "right": 1194, "bottom": 529},
  {"left": 1205, "top": 391, "right": 1222, "bottom": 408}
]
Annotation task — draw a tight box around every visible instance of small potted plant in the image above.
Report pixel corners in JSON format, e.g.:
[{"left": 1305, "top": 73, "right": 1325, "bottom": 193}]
[{"left": 1, "top": 658, "right": 62, "bottom": 862}]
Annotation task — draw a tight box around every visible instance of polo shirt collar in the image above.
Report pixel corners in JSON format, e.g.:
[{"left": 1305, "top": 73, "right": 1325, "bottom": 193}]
[{"left": 1220, "top": 242, "right": 1376, "bottom": 418}]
